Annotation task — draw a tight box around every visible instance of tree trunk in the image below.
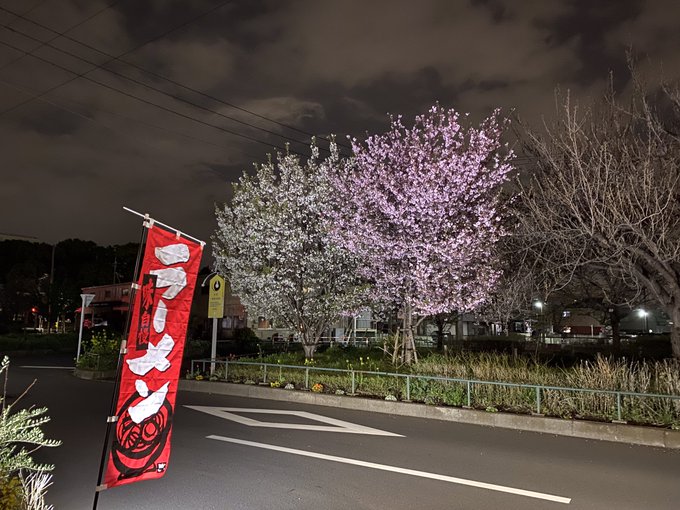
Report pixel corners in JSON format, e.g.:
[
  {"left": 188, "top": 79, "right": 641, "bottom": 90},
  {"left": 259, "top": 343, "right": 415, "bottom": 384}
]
[
  {"left": 671, "top": 304, "right": 680, "bottom": 359},
  {"left": 401, "top": 301, "right": 419, "bottom": 364},
  {"left": 302, "top": 342, "right": 317, "bottom": 359},
  {"left": 436, "top": 320, "right": 444, "bottom": 351},
  {"left": 610, "top": 310, "right": 621, "bottom": 356},
  {"left": 403, "top": 303, "right": 413, "bottom": 364}
]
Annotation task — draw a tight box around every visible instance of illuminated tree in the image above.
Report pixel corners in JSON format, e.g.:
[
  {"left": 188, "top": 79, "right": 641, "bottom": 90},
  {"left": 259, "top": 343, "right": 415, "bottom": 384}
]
[
  {"left": 330, "top": 105, "right": 513, "bottom": 363},
  {"left": 214, "top": 142, "right": 363, "bottom": 358}
]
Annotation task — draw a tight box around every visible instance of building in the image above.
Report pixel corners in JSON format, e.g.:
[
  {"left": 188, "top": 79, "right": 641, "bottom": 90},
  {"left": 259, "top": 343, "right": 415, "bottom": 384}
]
[
  {"left": 80, "top": 278, "right": 248, "bottom": 341},
  {"left": 79, "top": 282, "right": 132, "bottom": 331}
]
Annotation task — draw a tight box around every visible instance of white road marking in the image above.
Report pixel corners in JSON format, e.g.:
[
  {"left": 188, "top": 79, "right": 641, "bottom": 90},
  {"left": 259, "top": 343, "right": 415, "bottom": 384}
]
[
  {"left": 186, "top": 406, "right": 403, "bottom": 437},
  {"left": 19, "top": 366, "right": 74, "bottom": 369},
  {"left": 208, "top": 435, "right": 572, "bottom": 505}
]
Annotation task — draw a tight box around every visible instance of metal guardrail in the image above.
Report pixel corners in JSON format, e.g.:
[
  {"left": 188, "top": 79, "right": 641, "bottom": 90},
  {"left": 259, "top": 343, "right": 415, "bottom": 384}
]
[{"left": 191, "top": 359, "right": 680, "bottom": 423}]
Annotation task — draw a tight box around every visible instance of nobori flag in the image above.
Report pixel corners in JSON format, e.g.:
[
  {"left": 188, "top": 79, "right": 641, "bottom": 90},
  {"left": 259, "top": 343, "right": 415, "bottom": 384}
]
[{"left": 103, "top": 225, "right": 202, "bottom": 489}]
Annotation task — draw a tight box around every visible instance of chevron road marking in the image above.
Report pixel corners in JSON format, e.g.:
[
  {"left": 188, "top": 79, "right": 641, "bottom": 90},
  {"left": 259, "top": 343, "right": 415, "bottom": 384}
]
[{"left": 185, "top": 406, "right": 403, "bottom": 436}]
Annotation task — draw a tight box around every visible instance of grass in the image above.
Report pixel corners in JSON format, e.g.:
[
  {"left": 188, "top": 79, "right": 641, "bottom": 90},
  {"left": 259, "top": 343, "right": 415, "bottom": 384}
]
[{"left": 191, "top": 346, "right": 680, "bottom": 428}]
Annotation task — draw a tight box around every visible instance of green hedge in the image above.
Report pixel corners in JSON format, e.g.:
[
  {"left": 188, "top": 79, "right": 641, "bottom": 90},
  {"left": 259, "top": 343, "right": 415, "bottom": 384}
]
[{"left": 0, "top": 333, "right": 77, "bottom": 353}]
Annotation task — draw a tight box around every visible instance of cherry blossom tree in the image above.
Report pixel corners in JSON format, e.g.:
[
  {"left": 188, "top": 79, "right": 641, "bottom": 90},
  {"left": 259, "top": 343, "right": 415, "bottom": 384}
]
[
  {"left": 214, "top": 142, "right": 363, "bottom": 358},
  {"left": 330, "top": 105, "right": 514, "bottom": 363}
]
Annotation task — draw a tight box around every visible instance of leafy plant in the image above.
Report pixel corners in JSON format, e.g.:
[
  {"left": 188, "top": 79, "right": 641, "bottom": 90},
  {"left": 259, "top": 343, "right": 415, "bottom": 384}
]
[
  {"left": 76, "top": 331, "right": 120, "bottom": 371},
  {"left": 0, "top": 357, "right": 60, "bottom": 509}
]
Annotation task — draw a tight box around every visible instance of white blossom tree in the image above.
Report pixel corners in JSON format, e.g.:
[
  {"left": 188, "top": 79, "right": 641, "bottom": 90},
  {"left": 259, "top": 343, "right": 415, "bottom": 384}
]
[
  {"left": 330, "top": 105, "right": 514, "bottom": 363},
  {"left": 517, "top": 67, "right": 680, "bottom": 358},
  {"left": 214, "top": 142, "right": 363, "bottom": 358}
]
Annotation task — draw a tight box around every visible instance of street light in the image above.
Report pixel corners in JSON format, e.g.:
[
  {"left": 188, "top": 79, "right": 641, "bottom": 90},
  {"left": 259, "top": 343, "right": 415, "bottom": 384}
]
[
  {"left": 637, "top": 309, "right": 649, "bottom": 334},
  {"left": 534, "top": 301, "right": 543, "bottom": 337}
]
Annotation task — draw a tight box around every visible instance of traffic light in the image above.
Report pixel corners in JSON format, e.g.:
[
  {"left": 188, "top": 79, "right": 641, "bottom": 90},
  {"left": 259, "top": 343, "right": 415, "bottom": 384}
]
[{"left": 31, "top": 307, "right": 38, "bottom": 313}]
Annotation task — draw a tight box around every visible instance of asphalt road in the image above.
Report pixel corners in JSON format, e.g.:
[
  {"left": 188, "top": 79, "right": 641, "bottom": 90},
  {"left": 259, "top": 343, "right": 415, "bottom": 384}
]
[{"left": 5, "top": 359, "right": 680, "bottom": 510}]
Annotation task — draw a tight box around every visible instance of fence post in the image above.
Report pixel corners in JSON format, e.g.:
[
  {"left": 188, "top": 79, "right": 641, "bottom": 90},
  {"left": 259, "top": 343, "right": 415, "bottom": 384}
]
[
  {"left": 351, "top": 370, "right": 356, "bottom": 395},
  {"left": 263, "top": 364, "right": 268, "bottom": 384},
  {"left": 405, "top": 375, "right": 411, "bottom": 401},
  {"left": 305, "top": 367, "right": 309, "bottom": 389},
  {"left": 615, "top": 392, "right": 624, "bottom": 422},
  {"left": 466, "top": 380, "right": 472, "bottom": 408},
  {"left": 224, "top": 361, "right": 229, "bottom": 382},
  {"left": 535, "top": 386, "right": 542, "bottom": 415}
]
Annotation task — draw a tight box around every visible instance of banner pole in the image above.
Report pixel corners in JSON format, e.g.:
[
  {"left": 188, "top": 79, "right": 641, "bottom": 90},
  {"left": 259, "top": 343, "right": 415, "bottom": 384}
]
[
  {"left": 123, "top": 206, "right": 205, "bottom": 247},
  {"left": 92, "top": 223, "right": 148, "bottom": 510}
]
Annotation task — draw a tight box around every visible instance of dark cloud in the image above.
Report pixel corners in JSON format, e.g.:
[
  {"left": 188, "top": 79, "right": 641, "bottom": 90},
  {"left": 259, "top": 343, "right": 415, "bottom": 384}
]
[
  {"left": 13, "top": 102, "right": 83, "bottom": 134},
  {"left": 470, "top": 0, "right": 511, "bottom": 23},
  {"left": 0, "top": 0, "right": 678, "bottom": 247},
  {"left": 540, "top": 0, "right": 643, "bottom": 86}
]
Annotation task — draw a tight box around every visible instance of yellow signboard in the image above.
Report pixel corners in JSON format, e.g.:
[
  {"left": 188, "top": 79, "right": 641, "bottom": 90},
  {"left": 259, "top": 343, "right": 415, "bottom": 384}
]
[{"left": 208, "top": 275, "right": 225, "bottom": 318}]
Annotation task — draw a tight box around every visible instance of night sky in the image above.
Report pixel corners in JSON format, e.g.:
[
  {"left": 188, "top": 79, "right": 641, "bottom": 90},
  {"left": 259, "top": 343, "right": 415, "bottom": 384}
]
[{"left": 1, "top": 0, "right": 678, "bottom": 247}]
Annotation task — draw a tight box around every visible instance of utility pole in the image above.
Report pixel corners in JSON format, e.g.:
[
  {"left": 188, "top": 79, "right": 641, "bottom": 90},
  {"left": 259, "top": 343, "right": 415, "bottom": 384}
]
[{"left": 47, "top": 243, "right": 55, "bottom": 333}]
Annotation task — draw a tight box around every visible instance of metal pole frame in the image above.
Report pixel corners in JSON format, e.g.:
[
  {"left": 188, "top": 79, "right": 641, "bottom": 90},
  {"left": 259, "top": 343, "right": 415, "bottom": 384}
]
[{"left": 92, "top": 222, "right": 148, "bottom": 510}]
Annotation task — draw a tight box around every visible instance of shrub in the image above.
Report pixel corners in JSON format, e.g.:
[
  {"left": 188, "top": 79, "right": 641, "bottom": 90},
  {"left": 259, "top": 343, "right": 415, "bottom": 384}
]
[
  {"left": 0, "top": 357, "right": 60, "bottom": 509},
  {"left": 76, "top": 331, "right": 120, "bottom": 371}
]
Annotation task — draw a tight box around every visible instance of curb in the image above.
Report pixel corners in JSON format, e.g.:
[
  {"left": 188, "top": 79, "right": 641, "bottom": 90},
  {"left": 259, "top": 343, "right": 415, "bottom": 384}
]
[
  {"left": 73, "top": 367, "right": 116, "bottom": 380},
  {"left": 179, "top": 379, "right": 680, "bottom": 450}
]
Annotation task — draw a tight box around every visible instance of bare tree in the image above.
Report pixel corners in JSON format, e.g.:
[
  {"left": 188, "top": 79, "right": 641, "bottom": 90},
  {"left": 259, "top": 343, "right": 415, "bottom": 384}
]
[
  {"left": 516, "top": 65, "right": 680, "bottom": 358},
  {"left": 476, "top": 269, "right": 534, "bottom": 336},
  {"left": 554, "top": 266, "right": 641, "bottom": 353}
]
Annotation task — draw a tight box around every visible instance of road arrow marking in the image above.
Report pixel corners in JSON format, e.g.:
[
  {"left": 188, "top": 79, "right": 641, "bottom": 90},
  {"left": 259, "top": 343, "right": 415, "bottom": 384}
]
[
  {"left": 208, "top": 435, "right": 571, "bottom": 504},
  {"left": 185, "top": 406, "right": 403, "bottom": 436}
]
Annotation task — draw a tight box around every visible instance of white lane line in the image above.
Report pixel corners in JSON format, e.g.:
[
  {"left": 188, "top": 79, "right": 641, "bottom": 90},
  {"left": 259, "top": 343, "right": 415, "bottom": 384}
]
[
  {"left": 19, "top": 366, "right": 74, "bottom": 369},
  {"left": 208, "top": 435, "right": 571, "bottom": 505},
  {"left": 186, "top": 406, "right": 403, "bottom": 436}
]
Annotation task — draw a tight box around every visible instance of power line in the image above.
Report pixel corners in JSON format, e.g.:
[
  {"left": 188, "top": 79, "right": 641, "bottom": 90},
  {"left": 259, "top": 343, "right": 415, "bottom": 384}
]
[
  {"left": 0, "top": 36, "right": 294, "bottom": 154},
  {"left": 0, "top": 24, "right": 311, "bottom": 151},
  {"left": 0, "top": 1, "right": 120, "bottom": 73},
  {"left": 5, "top": 0, "right": 49, "bottom": 22},
  {"left": 0, "top": 3, "right": 352, "bottom": 153},
  {"left": 0, "top": 76, "right": 265, "bottom": 162},
  {"left": 0, "top": 0, "right": 234, "bottom": 117},
  {"left": 3, "top": 0, "right": 49, "bottom": 24},
  {"left": 0, "top": 4, "right": 349, "bottom": 155}
]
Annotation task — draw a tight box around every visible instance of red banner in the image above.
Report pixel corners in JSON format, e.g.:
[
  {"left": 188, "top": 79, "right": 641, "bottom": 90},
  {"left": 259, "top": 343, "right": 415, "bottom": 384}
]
[{"left": 103, "top": 225, "right": 202, "bottom": 488}]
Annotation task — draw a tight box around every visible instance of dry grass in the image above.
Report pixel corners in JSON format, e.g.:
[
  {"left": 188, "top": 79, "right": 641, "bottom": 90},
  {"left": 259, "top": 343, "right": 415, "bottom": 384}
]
[{"left": 201, "top": 352, "right": 680, "bottom": 427}]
